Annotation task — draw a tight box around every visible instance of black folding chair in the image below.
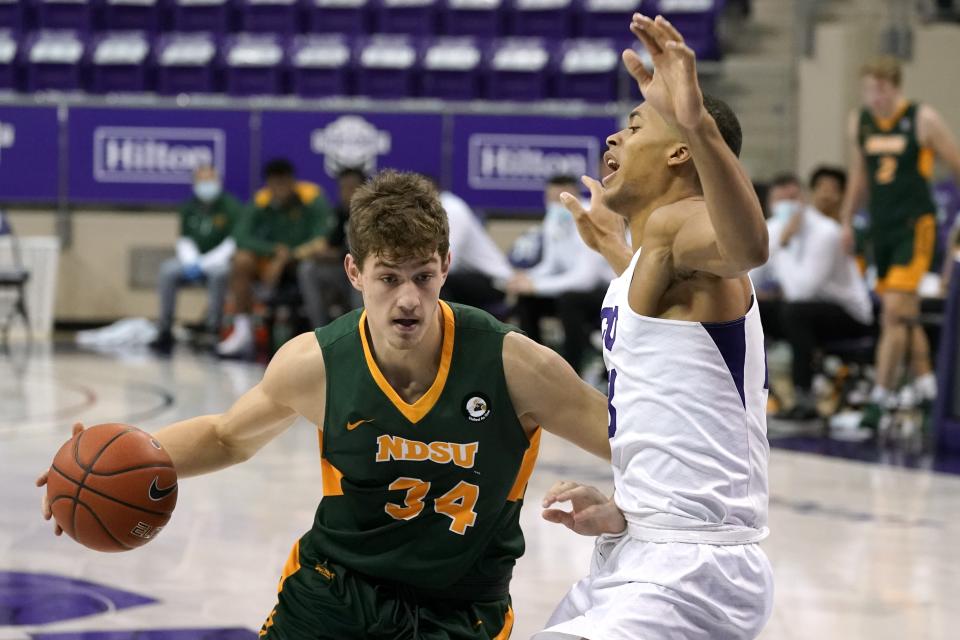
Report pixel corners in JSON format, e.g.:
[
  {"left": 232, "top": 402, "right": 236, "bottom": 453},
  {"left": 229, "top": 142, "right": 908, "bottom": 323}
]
[{"left": 0, "top": 211, "right": 32, "bottom": 350}]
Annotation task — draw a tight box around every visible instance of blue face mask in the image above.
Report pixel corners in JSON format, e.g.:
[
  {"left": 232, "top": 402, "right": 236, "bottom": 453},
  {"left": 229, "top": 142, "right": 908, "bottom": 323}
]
[
  {"left": 771, "top": 200, "right": 800, "bottom": 223},
  {"left": 546, "top": 202, "right": 573, "bottom": 222},
  {"left": 194, "top": 180, "right": 222, "bottom": 203}
]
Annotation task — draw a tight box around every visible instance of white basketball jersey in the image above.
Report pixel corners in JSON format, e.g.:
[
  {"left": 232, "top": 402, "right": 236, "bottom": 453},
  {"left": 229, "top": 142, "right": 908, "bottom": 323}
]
[{"left": 601, "top": 249, "right": 770, "bottom": 544}]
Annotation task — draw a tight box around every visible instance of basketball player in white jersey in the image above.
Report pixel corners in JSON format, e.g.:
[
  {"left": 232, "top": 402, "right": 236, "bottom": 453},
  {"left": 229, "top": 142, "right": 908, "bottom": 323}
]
[{"left": 534, "top": 14, "right": 773, "bottom": 639}]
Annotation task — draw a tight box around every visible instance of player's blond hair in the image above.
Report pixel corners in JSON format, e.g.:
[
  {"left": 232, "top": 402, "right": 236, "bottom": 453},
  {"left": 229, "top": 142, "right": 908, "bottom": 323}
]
[
  {"left": 348, "top": 170, "right": 450, "bottom": 268},
  {"left": 861, "top": 55, "right": 902, "bottom": 87}
]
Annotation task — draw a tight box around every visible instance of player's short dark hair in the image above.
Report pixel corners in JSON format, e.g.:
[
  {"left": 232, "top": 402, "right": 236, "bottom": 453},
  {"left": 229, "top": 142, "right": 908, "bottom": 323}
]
[
  {"left": 263, "top": 158, "right": 296, "bottom": 180},
  {"left": 349, "top": 170, "right": 449, "bottom": 268},
  {"left": 809, "top": 165, "right": 847, "bottom": 192},
  {"left": 702, "top": 94, "right": 742, "bottom": 157},
  {"left": 337, "top": 167, "right": 368, "bottom": 183},
  {"left": 547, "top": 174, "right": 579, "bottom": 187},
  {"left": 769, "top": 173, "right": 801, "bottom": 190}
]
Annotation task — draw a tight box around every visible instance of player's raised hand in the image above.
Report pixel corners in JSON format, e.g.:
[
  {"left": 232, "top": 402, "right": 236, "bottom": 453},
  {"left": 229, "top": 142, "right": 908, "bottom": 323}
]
[
  {"left": 561, "top": 176, "right": 625, "bottom": 254},
  {"left": 36, "top": 422, "right": 85, "bottom": 536},
  {"left": 542, "top": 481, "right": 626, "bottom": 537},
  {"left": 624, "top": 14, "right": 704, "bottom": 131}
]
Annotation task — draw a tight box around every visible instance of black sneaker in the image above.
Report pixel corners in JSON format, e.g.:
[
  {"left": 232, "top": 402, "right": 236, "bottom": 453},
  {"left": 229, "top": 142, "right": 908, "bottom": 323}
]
[{"left": 149, "top": 330, "right": 174, "bottom": 355}]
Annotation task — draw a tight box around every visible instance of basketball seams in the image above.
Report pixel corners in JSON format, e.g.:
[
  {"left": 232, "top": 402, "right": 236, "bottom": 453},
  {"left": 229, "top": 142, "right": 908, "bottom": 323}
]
[
  {"left": 75, "top": 477, "right": 173, "bottom": 517},
  {"left": 86, "top": 462, "right": 175, "bottom": 477},
  {"left": 76, "top": 428, "right": 136, "bottom": 472},
  {"left": 75, "top": 501, "right": 135, "bottom": 551},
  {"left": 51, "top": 461, "right": 173, "bottom": 517},
  {"left": 50, "top": 425, "right": 176, "bottom": 551}
]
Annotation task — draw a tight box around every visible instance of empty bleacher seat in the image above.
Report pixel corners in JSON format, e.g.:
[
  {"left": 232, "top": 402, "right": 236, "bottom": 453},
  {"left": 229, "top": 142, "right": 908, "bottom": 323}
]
[
  {"left": 238, "top": 0, "right": 300, "bottom": 34},
  {"left": 304, "top": 0, "right": 370, "bottom": 34},
  {"left": 485, "top": 37, "right": 549, "bottom": 100},
  {"left": 155, "top": 31, "right": 218, "bottom": 94},
  {"left": 374, "top": 0, "right": 438, "bottom": 36},
  {"left": 0, "top": 0, "right": 25, "bottom": 32},
  {"left": 90, "top": 31, "right": 151, "bottom": 92},
  {"left": 576, "top": 0, "right": 640, "bottom": 38},
  {"left": 508, "top": 0, "right": 573, "bottom": 38},
  {"left": 24, "top": 30, "right": 86, "bottom": 91},
  {"left": 98, "top": 0, "right": 162, "bottom": 32},
  {"left": 650, "top": 0, "right": 721, "bottom": 60},
  {"left": 439, "top": 0, "right": 503, "bottom": 37},
  {"left": 223, "top": 33, "right": 286, "bottom": 95},
  {"left": 355, "top": 34, "right": 417, "bottom": 97},
  {"left": 33, "top": 0, "right": 94, "bottom": 31},
  {"left": 553, "top": 38, "right": 618, "bottom": 101},
  {"left": 0, "top": 30, "right": 17, "bottom": 89},
  {"left": 420, "top": 36, "right": 481, "bottom": 99},
  {"left": 170, "top": 0, "right": 232, "bottom": 33},
  {"left": 289, "top": 33, "right": 351, "bottom": 96}
]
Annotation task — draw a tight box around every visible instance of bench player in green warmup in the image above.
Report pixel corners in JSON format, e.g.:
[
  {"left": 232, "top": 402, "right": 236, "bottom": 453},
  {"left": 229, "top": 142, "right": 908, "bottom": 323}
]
[
  {"left": 39, "top": 171, "right": 610, "bottom": 639},
  {"left": 838, "top": 56, "right": 960, "bottom": 429}
]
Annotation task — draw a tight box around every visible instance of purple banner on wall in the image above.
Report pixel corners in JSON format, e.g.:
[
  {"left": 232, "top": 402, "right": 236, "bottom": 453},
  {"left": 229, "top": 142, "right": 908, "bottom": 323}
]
[
  {"left": 67, "top": 107, "right": 252, "bottom": 204},
  {"left": 0, "top": 106, "right": 60, "bottom": 202},
  {"left": 259, "top": 111, "right": 444, "bottom": 204},
  {"left": 451, "top": 114, "right": 618, "bottom": 211}
]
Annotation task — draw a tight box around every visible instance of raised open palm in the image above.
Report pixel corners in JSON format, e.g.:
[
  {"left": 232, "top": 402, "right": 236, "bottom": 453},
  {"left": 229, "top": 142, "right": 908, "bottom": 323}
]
[{"left": 622, "top": 14, "right": 704, "bottom": 131}]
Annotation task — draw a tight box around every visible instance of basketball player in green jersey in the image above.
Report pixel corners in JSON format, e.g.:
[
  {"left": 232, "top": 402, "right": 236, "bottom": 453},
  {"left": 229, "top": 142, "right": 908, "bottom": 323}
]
[
  {"left": 838, "top": 56, "right": 960, "bottom": 429},
  {"left": 38, "top": 170, "right": 610, "bottom": 639}
]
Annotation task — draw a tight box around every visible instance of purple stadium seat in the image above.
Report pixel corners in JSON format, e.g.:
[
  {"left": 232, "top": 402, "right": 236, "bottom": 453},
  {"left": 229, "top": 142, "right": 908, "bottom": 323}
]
[
  {"left": 650, "top": 0, "right": 722, "bottom": 60},
  {"left": 0, "top": 1, "right": 25, "bottom": 32},
  {"left": 439, "top": 0, "right": 503, "bottom": 37},
  {"left": 420, "top": 36, "right": 481, "bottom": 99},
  {"left": 33, "top": 0, "right": 94, "bottom": 31},
  {"left": 508, "top": 0, "right": 573, "bottom": 38},
  {"left": 23, "top": 30, "right": 86, "bottom": 91},
  {"left": 170, "top": 0, "right": 231, "bottom": 33},
  {"left": 289, "top": 33, "right": 351, "bottom": 96},
  {"left": 373, "top": 0, "right": 438, "bottom": 36},
  {"left": 155, "top": 31, "right": 219, "bottom": 94},
  {"left": 553, "top": 38, "right": 618, "bottom": 102},
  {"left": 354, "top": 34, "right": 417, "bottom": 97},
  {"left": 302, "top": 0, "right": 370, "bottom": 34},
  {"left": 90, "top": 31, "right": 151, "bottom": 92},
  {"left": 98, "top": 0, "right": 162, "bottom": 32},
  {"left": 0, "top": 30, "right": 17, "bottom": 89},
  {"left": 238, "top": 0, "right": 299, "bottom": 34},
  {"left": 484, "top": 37, "right": 548, "bottom": 100},
  {"left": 576, "top": 0, "right": 640, "bottom": 38},
  {"left": 223, "top": 33, "right": 286, "bottom": 96}
]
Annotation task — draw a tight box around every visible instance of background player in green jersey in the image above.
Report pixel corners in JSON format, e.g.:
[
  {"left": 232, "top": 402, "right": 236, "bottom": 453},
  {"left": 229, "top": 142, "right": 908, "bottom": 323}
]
[
  {"left": 838, "top": 56, "right": 960, "bottom": 428},
  {"left": 38, "top": 170, "right": 610, "bottom": 639}
]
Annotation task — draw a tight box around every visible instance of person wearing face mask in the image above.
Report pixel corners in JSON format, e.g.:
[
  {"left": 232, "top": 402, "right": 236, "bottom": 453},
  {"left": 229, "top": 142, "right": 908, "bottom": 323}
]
[
  {"left": 150, "top": 165, "right": 242, "bottom": 354},
  {"left": 763, "top": 172, "right": 874, "bottom": 420},
  {"left": 506, "top": 175, "right": 616, "bottom": 373},
  {"left": 220, "top": 159, "right": 334, "bottom": 357}
]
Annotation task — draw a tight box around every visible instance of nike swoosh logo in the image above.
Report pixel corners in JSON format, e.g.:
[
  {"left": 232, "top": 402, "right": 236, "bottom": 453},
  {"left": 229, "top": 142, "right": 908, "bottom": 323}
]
[
  {"left": 346, "top": 419, "right": 373, "bottom": 431},
  {"left": 149, "top": 477, "right": 177, "bottom": 501}
]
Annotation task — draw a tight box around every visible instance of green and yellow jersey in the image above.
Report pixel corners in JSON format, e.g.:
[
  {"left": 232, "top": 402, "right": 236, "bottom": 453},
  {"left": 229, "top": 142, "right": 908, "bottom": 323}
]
[
  {"left": 179, "top": 193, "right": 241, "bottom": 253},
  {"left": 858, "top": 101, "right": 937, "bottom": 233},
  {"left": 299, "top": 302, "right": 539, "bottom": 601}
]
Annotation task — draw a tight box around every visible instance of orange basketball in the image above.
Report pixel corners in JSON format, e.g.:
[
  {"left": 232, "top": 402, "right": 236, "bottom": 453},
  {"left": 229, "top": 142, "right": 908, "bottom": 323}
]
[{"left": 46, "top": 423, "right": 178, "bottom": 553}]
